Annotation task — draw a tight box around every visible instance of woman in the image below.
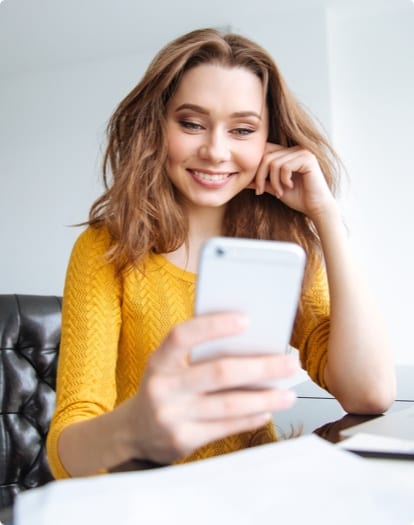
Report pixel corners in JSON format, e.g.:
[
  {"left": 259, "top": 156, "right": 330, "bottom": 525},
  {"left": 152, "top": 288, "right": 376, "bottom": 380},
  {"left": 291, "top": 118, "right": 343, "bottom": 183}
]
[{"left": 47, "top": 28, "right": 395, "bottom": 479}]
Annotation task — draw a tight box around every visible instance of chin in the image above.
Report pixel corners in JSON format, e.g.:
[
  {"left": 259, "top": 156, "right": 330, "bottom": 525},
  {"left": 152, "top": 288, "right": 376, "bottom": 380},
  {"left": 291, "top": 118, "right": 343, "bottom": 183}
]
[
  {"left": 193, "top": 195, "right": 235, "bottom": 208},
  {"left": 193, "top": 187, "right": 247, "bottom": 207}
]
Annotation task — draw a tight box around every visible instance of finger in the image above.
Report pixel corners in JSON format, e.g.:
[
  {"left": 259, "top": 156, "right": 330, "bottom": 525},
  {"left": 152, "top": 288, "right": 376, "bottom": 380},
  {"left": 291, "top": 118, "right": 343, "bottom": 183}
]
[
  {"left": 151, "top": 312, "right": 249, "bottom": 370},
  {"left": 268, "top": 162, "right": 284, "bottom": 197},
  {"left": 156, "top": 412, "right": 275, "bottom": 461},
  {"left": 254, "top": 155, "right": 272, "bottom": 195},
  {"left": 189, "top": 412, "right": 274, "bottom": 448},
  {"left": 254, "top": 143, "right": 283, "bottom": 194},
  {"left": 182, "top": 354, "right": 299, "bottom": 393},
  {"left": 279, "top": 163, "right": 295, "bottom": 190},
  {"left": 255, "top": 145, "right": 301, "bottom": 195},
  {"left": 278, "top": 150, "right": 318, "bottom": 179},
  {"left": 275, "top": 154, "right": 315, "bottom": 195},
  {"left": 192, "top": 387, "right": 296, "bottom": 420},
  {"left": 267, "top": 149, "right": 318, "bottom": 196}
]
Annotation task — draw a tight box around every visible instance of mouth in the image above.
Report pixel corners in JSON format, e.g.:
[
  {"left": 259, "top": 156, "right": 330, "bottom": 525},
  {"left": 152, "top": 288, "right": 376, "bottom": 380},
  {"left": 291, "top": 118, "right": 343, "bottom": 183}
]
[{"left": 188, "top": 169, "right": 236, "bottom": 185}]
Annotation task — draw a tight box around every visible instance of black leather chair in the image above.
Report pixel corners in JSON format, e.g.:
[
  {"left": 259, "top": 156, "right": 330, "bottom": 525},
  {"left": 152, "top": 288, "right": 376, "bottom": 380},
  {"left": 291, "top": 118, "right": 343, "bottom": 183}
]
[{"left": 0, "top": 294, "right": 62, "bottom": 511}]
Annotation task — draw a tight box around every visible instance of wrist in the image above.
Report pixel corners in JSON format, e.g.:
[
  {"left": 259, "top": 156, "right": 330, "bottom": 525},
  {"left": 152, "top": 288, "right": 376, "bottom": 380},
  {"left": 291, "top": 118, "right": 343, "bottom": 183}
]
[
  {"left": 309, "top": 198, "right": 342, "bottom": 231},
  {"left": 106, "top": 398, "right": 146, "bottom": 466}
]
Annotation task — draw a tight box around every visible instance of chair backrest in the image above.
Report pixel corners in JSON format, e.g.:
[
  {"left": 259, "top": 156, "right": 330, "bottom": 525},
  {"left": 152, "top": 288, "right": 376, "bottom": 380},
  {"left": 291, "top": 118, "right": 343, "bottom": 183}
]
[{"left": 0, "top": 294, "right": 62, "bottom": 511}]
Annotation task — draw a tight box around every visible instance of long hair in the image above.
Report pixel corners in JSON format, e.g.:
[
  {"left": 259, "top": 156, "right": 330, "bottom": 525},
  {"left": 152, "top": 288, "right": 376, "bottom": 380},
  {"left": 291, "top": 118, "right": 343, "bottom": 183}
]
[{"left": 89, "top": 28, "right": 340, "bottom": 292}]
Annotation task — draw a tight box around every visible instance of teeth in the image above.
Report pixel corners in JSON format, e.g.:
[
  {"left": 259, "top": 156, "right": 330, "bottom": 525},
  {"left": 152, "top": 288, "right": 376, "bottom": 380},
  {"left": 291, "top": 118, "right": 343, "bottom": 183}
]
[{"left": 193, "top": 171, "right": 229, "bottom": 181}]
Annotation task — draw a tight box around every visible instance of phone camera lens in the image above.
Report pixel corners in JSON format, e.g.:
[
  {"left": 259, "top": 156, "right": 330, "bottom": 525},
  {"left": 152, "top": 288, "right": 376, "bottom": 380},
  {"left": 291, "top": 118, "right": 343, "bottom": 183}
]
[{"left": 216, "top": 247, "right": 225, "bottom": 257}]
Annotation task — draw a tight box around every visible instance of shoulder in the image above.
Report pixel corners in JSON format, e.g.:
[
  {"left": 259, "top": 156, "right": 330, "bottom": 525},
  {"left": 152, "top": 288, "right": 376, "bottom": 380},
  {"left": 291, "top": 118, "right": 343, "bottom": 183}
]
[
  {"left": 72, "top": 225, "right": 112, "bottom": 253},
  {"left": 67, "top": 225, "right": 114, "bottom": 275},
  {"left": 63, "top": 226, "right": 124, "bottom": 299},
  {"left": 68, "top": 225, "right": 114, "bottom": 265}
]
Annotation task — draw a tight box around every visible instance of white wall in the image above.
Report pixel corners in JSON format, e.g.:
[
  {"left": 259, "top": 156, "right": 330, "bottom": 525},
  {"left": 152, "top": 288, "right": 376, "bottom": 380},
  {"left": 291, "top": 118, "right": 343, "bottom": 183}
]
[
  {"left": 241, "top": 7, "right": 332, "bottom": 131},
  {"left": 0, "top": 52, "right": 153, "bottom": 294},
  {"left": 327, "top": 0, "right": 414, "bottom": 365}
]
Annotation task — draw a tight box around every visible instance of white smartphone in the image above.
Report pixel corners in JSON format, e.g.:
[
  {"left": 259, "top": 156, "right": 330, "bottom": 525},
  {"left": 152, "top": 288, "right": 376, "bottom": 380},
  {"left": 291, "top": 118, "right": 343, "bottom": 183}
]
[{"left": 191, "top": 237, "right": 306, "bottom": 363}]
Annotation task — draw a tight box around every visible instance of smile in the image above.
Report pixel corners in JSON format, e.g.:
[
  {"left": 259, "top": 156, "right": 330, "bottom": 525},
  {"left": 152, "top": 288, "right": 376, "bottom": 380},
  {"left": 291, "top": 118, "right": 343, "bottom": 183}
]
[{"left": 190, "top": 170, "right": 233, "bottom": 181}]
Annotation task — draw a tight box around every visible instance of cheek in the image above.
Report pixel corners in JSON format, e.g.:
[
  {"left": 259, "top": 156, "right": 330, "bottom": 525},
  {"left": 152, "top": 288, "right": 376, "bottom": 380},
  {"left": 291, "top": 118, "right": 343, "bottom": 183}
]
[
  {"left": 166, "top": 135, "right": 180, "bottom": 164},
  {"left": 238, "top": 142, "right": 265, "bottom": 173},
  {"left": 166, "top": 132, "right": 194, "bottom": 164}
]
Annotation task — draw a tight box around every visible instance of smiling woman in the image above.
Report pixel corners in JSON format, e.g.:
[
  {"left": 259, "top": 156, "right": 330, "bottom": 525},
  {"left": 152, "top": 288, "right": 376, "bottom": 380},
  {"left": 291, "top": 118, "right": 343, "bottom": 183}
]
[{"left": 0, "top": 0, "right": 414, "bottom": 486}]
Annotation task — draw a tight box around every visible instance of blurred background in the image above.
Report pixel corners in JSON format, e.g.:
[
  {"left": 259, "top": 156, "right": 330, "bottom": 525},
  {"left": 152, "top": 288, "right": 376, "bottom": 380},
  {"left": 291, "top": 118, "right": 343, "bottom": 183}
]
[{"left": 0, "top": 0, "right": 413, "bottom": 364}]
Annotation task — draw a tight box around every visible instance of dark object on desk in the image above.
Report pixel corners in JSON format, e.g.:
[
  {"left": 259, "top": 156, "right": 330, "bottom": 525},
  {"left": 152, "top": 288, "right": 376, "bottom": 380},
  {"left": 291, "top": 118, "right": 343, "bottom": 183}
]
[
  {"left": 313, "top": 414, "right": 376, "bottom": 444},
  {"left": 349, "top": 450, "right": 414, "bottom": 460},
  {"left": 313, "top": 405, "right": 414, "bottom": 459},
  {"left": 340, "top": 404, "right": 414, "bottom": 442},
  {"left": 0, "top": 294, "right": 62, "bottom": 511}
]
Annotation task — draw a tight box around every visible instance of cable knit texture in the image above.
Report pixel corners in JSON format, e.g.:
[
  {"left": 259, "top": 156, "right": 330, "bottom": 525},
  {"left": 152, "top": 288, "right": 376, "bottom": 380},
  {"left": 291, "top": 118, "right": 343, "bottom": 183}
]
[{"left": 47, "top": 227, "right": 330, "bottom": 479}]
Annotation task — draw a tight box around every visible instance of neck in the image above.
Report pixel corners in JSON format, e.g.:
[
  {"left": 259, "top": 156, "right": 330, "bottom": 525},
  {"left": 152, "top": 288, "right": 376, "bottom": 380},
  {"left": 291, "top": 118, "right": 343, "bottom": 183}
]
[{"left": 163, "top": 205, "right": 225, "bottom": 272}]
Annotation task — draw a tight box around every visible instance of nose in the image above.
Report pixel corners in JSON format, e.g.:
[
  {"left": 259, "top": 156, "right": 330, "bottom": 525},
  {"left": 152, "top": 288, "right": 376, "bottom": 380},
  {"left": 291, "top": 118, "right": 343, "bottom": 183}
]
[{"left": 198, "top": 129, "right": 231, "bottom": 163}]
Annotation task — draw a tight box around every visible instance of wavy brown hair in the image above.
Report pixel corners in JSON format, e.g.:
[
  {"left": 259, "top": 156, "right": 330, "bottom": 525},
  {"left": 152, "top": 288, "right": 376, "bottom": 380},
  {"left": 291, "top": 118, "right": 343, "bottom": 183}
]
[{"left": 89, "top": 28, "right": 340, "bottom": 292}]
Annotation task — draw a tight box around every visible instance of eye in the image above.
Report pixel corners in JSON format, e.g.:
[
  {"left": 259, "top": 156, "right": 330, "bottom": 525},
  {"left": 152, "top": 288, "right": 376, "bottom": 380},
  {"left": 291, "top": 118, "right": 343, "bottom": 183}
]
[
  {"left": 179, "top": 120, "right": 204, "bottom": 131},
  {"left": 231, "top": 127, "right": 255, "bottom": 137}
]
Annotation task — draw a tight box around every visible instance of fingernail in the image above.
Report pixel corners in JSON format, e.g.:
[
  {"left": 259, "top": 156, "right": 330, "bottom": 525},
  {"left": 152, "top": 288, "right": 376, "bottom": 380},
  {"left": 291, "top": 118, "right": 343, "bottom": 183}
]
[
  {"left": 259, "top": 412, "right": 272, "bottom": 423},
  {"left": 280, "top": 390, "right": 297, "bottom": 405},
  {"left": 233, "top": 313, "right": 250, "bottom": 330}
]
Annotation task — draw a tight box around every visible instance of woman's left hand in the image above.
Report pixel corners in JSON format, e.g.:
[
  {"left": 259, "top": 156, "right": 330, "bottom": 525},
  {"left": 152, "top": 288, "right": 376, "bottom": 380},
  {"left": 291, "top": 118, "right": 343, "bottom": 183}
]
[{"left": 249, "top": 143, "right": 336, "bottom": 221}]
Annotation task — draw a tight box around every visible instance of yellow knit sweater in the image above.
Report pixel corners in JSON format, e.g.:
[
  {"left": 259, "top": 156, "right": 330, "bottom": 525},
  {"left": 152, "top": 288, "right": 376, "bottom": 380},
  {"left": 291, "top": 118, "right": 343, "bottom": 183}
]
[{"left": 47, "top": 227, "right": 330, "bottom": 479}]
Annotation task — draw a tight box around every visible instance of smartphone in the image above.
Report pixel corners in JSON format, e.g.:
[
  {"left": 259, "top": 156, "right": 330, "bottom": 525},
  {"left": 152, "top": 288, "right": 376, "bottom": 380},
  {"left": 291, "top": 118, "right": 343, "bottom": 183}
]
[{"left": 191, "top": 237, "right": 306, "bottom": 363}]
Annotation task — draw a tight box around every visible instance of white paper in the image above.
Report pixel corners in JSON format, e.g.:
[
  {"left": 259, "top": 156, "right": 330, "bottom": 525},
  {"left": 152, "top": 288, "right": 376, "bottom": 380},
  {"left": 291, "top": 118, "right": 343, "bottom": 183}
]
[
  {"left": 15, "top": 435, "right": 414, "bottom": 525},
  {"left": 338, "top": 432, "right": 414, "bottom": 454}
]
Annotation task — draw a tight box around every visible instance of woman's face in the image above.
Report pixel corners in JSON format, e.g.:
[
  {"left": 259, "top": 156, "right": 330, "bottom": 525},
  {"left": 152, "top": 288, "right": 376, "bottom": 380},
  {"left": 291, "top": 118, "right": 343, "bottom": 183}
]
[{"left": 165, "top": 64, "right": 269, "bottom": 210}]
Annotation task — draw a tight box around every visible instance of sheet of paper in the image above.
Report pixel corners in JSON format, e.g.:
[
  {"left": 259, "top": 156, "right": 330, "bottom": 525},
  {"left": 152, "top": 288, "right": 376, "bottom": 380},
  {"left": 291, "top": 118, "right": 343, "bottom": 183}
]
[
  {"left": 338, "top": 432, "right": 414, "bottom": 457},
  {"left": 15, "top": 435, "right": 413, "bottom": 525}
]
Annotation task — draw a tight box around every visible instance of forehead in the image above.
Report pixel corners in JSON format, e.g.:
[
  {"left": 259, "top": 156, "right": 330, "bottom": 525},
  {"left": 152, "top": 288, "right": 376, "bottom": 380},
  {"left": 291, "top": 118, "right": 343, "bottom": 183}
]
[{"left": 168, "top": 64, "right": 266, "bottom": 115}]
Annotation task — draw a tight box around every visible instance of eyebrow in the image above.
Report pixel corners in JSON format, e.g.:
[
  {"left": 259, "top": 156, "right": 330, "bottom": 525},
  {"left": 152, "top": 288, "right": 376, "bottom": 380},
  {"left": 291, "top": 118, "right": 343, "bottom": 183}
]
[{"left": 174, "top": 103, "right": 262, "bottom": 120}]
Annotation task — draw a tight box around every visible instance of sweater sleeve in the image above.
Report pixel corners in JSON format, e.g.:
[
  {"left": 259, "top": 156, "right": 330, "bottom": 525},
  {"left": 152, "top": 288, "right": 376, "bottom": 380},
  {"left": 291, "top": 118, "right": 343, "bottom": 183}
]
[
  {"left": 46, "top": 227, "right": 122, "bottom": 479},
  {"left": 290, "top": 263, "right": 330, "bottom": 389}
]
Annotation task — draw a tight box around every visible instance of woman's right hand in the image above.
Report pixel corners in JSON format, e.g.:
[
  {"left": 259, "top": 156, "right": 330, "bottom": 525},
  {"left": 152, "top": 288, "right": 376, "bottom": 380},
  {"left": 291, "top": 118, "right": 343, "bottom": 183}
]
[{"left": 123, "top": 312, "right": 299, "bottom": 464}]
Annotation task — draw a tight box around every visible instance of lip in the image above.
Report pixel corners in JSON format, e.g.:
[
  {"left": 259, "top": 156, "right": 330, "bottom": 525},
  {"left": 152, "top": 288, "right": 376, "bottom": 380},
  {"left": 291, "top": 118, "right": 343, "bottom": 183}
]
[
  {"left": 189, "top": 168, "right": 235, "bottom": 176},
  {"left": 187, "top": 168, "right": 236, "bottom": 188}
]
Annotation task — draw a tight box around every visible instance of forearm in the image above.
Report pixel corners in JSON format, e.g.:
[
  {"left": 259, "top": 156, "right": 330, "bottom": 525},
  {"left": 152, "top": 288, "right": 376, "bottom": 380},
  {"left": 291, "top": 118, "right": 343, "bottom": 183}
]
[
  {"left": 313, "top": 202, "right": 396, "bottom": 414},
  {"left": 58, "top": 402, "right": 138, "bottom": 477}
]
